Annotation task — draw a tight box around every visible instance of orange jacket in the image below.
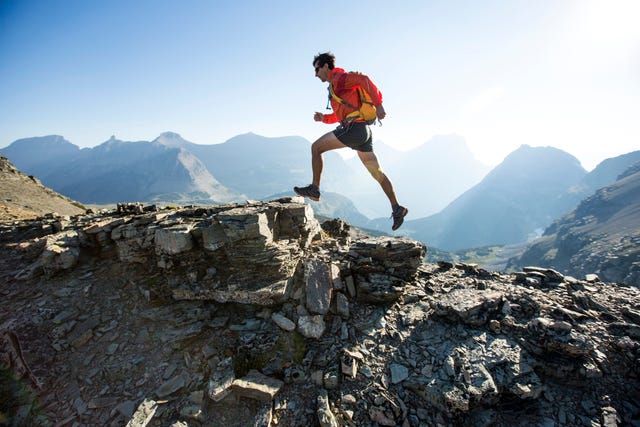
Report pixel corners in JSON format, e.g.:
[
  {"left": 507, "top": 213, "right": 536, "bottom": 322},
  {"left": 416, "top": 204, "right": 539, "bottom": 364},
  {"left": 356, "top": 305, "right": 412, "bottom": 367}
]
[{"left": 322, "top": 68, "right": 383, "bottom": 124}]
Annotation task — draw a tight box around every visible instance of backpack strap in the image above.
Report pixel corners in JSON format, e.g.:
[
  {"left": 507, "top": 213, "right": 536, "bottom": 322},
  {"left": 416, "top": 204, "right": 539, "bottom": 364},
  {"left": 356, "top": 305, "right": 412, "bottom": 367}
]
[
  {"left": 329, "top": 74, "right": 363, "bottom": 123},
  {"left": 329, "top": 82, "right": 358, "bottom": 110}
]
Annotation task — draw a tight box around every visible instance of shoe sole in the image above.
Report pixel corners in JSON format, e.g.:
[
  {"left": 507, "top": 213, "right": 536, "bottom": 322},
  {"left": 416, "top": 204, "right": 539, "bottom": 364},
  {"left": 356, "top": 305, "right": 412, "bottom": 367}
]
[
  {"left": 294, "top": 189, "right": 320, "bottom": 202},
  {"left": 391, "top": 207, "right": 408, "bottom": 231}
]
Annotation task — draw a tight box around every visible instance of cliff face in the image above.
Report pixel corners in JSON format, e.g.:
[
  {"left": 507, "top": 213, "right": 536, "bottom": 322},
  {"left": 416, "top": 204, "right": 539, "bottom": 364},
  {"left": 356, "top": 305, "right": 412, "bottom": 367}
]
[{"left": 1, "top": 199, "right": 639, "bottom": 426}]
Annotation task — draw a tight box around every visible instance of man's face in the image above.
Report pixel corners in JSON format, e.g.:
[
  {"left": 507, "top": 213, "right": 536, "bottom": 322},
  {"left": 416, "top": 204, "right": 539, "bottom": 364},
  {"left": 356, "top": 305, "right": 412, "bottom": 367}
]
[{"left": 314, "top": 62, "right": 329, "bottom": 82}]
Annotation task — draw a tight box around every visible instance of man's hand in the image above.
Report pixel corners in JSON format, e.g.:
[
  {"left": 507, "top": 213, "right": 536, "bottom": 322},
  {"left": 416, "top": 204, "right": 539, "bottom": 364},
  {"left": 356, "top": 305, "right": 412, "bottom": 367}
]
[
  {"left": 376, "top": 104, "right": 386, "bottom": 121},
  {"left": 314, "top": 112, "right": 324, "bottom": 122}
]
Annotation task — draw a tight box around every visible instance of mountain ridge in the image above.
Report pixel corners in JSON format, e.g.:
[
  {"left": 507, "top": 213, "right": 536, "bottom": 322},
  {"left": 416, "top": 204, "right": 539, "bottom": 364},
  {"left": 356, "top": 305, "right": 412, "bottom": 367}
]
[
  {"left": 402, "top": 145, "right": 587, "bottom": 250},
  {"left": 508, "top": 162, "right": 640, "bottom": 284},
  {"left": 3, "top": 135, "right": 243, "bottom": 205},
  {"left": 0, "top": 156, "right": 85, "bottom": 220}
]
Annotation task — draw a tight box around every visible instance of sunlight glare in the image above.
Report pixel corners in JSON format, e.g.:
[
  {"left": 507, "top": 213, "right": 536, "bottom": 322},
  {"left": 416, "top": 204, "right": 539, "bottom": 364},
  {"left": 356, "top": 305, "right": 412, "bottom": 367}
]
[{"left": 581, "top": 0, "right": 640, "bottom": 43}]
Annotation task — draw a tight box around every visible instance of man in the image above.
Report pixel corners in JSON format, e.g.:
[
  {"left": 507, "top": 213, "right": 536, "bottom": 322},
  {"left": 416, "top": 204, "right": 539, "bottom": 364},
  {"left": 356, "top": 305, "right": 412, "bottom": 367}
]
[{"left": 294, "top": 52, "right": 409, "bottom": 231}]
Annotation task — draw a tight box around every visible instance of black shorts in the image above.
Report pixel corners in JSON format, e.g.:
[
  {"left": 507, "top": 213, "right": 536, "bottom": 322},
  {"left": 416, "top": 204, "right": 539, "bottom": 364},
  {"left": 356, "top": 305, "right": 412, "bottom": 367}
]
[{"left": 333, "top": 121, "right": 373, "bottom": 152}]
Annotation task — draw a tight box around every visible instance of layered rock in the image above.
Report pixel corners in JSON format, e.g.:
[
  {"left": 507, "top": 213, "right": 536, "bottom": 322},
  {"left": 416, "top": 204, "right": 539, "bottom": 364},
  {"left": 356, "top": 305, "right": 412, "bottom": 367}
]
[{"left": 1, "top": 200, "right": 639, "bottom": 427}]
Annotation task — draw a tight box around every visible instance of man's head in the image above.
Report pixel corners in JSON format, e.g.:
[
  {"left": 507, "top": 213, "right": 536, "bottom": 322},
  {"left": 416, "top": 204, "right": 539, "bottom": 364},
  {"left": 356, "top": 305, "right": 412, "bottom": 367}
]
[{"left": 313, "top": 52, "right": 335, "bottom": 82}]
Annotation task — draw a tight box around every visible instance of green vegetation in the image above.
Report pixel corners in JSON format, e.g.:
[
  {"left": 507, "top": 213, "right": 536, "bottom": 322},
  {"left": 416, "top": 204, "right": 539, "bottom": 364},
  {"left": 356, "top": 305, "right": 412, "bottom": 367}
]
[
  {"left": 0, "top": 367, "right": 48, "bottom": 426},
  {"left": 423, "top": 243, "right": 528, "bottom": 272}
]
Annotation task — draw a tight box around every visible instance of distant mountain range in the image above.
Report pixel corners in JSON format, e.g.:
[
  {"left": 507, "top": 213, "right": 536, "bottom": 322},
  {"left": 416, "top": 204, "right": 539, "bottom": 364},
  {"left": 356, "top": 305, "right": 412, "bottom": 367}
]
[
  {"left": 3, "top": 135, "right": 241, "bottom": 205},
  {"left": 152, "top": 132, "right": 349, "bottom": 200},
  {"left": 3, "top": 133, "right": 638, "bottom": 255},
  {"left": 508, "top": 162, "right": 640, "bottom": 284},
  {"left": 1, "top": 132, "right": 488, "bottom": 219},
  {"left": 399, "top": 146, "right": 640, "bottom": 251}
]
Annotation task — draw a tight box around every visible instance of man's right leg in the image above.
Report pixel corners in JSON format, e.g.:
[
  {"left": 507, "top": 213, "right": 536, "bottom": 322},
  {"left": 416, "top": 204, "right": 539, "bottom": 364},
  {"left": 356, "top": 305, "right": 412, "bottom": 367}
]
[{"left": 357, "top": 150, "right": 408, "bottom": 231}]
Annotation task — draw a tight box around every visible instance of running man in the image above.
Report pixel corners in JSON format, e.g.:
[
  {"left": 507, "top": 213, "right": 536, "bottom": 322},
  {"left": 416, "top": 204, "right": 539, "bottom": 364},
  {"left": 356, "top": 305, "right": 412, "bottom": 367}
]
[{"left": 294, "top": 52, "right": 408, "bottom": 230}]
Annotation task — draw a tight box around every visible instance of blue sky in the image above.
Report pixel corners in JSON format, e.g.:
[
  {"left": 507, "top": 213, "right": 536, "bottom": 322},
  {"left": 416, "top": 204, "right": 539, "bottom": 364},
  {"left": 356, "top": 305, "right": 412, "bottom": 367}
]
[{"left": 1, "top": 0, "right": 638, "bottom": 170}]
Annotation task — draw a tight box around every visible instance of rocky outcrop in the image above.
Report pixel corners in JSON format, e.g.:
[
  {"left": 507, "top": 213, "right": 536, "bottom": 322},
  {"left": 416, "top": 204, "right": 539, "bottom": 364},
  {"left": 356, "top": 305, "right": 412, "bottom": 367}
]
[{"left": 1, "top": 199, "right": 639, "bottom": 426}]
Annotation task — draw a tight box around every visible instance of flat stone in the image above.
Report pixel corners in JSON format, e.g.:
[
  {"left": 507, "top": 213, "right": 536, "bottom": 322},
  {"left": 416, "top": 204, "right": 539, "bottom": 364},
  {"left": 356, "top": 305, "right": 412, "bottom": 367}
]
[
  {"left": 390, "top": 363, "right": 409, "bottom": 384},
  {"left": 523, "top": 266, "right": 565, "bottom": 283},
  {"left": 156, "top": 374, "right": 186, "bottom": 397},
  {"left": 115, "top": 400, "right": 136, "bottom": 418},
  {"left": 201, "top": 221, "right": 228, "bottom": 251},
  {"left": 68, "top": 318, "right": 100, "bottom": 348},
  {"left": 88, "top": 397, "right": 118, "bottom": 409},
  {"left": 431, "top": 289, "right": 503, "bottom": 326},
  {"left": 232, "top": 370, "right": 283, "bottom": 402},
  {"left": 125, "top": 398, "right": 157, "bottom": 427},
  {"left": 155, "top": 225, "right": 194, "bottom": 255},
  {"left": 298, "top": 315, "right": 326, "bottom": 339},
  {"left": 305, "top": 259, "right": 332, "bottom": 315},
  {"left": 271, "top": 312, "right": 296, "bottom": 331},
  {"left": 336, "top": 292, "right": 350, "bottom": 319}
]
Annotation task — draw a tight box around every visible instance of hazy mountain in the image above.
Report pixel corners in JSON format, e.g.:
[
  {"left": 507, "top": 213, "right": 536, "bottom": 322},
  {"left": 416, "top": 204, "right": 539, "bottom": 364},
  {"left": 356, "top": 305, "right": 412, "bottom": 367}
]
[
  {"left": 403, "top": 145, "right": 587, "bottom": 251},
  {"left": 508, "top": 162, "right": 640, "bottom": 284},
  {"left": 1, "top": 135, "right": 83, "bottom": 178},
  {"left": 3, "top": 135, "right": 242, "bottom": 205},
  {"left": 576, "top": 150, "right": 640, "bottom": 196},
  {"left": 343, "top": 134, "right": 490, "bottom": 218},
  {"left": 154, "top": 132, "right": 351, "bottom": 200}
]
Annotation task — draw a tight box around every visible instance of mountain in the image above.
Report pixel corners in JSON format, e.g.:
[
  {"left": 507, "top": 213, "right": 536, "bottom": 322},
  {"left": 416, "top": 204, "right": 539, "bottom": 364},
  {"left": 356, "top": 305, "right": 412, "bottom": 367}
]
[
  {"left": 3, "top": 135, "right": 242, "bottom": 205},
  {"left": 1, "top": 135, "right": 83, "bottom": 178},
  {"left": 576, "top": 150, "right": 640, "bottom": 196},
  {"left": 343, "top": 134, "right": 490, "bottom": 218},
  {"left": 404, "top": 145, "right": 587, "bottom": 251},
  {"left": 0, "top": 156, "right": 85, "bottom": 220},
  {"left": 154, "top": 132, "right": 351, "bottom": 200},
  {"left": 508, "top": 162, "right": 640, "bottom": 284}
]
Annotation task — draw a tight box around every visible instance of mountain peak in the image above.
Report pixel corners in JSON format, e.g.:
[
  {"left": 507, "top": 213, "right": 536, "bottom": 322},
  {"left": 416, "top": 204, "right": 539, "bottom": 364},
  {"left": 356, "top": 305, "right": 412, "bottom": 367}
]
[
  {"left": 153, "top": 132, "right": 193, "bottom": 148},
  {"left": 159, "top": 131, "right": 182, "bottom": 138}
]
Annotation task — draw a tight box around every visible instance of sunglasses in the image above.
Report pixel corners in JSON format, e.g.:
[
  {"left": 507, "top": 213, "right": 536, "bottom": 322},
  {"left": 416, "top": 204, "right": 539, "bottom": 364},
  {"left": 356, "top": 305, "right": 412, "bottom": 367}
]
[{"left": 314, "top": 64, "right": 322, "bottom": 74}]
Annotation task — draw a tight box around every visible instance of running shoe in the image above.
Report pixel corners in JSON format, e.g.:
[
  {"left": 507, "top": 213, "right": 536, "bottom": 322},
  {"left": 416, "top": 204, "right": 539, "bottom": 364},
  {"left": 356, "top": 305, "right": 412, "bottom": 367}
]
[
  {"left": 391, "top": 204, "right": 408, "bottom": 231},
  {"left": 294, "top": 184, "right": 320, "bottom": 201}
]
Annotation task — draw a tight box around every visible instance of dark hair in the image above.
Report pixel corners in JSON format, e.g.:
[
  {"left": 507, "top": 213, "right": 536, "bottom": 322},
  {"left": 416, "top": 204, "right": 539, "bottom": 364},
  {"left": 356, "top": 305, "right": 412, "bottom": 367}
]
[{"left": 313, "top": 52, "right": 335, "bottom": 70}]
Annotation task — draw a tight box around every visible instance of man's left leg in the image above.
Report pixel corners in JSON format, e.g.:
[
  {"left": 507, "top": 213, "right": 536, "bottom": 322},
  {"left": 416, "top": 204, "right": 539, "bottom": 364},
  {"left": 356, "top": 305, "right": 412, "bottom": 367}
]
[
  {"left": 358, "top": 151, "right": 408, "bottom": 230},
  {"left": 357, "top": 150, "right": 398, "bottom": 205}
]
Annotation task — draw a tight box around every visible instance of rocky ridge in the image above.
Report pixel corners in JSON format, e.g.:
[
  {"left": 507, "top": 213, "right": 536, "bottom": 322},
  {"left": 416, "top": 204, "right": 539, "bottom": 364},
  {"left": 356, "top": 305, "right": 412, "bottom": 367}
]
[
  {"left": 510, "top": 163, "right": 640, "bottom": 285},
  {"left": 1, "top": 198, "right": 639, "bottom": 426},
  {"left": 0, "top": 157, "right": 85, "bottom": 220}
]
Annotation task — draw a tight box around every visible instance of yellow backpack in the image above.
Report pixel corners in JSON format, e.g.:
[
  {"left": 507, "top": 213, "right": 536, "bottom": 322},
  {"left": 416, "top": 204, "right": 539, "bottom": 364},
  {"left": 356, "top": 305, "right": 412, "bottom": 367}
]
[{"left": 329, "top": 79, "right": 378, "bottom": 125}]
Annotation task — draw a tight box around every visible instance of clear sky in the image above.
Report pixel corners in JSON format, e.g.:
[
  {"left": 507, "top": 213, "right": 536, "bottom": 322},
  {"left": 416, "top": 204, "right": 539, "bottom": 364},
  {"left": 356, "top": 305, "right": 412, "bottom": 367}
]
[{"left": 1, "top": 0, "right": 638, "bottom": 170}]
